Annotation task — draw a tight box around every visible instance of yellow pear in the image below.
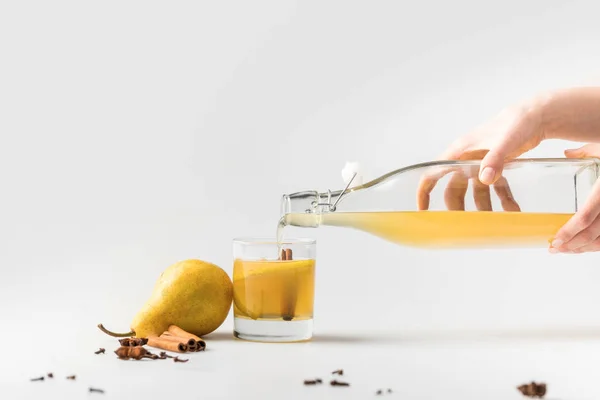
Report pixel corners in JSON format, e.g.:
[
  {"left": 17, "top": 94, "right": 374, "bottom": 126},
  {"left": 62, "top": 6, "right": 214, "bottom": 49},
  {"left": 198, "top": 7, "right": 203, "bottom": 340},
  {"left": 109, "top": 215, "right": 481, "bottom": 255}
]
[{"left": 98, "top": 259, "right": 233, "bottom": 338}]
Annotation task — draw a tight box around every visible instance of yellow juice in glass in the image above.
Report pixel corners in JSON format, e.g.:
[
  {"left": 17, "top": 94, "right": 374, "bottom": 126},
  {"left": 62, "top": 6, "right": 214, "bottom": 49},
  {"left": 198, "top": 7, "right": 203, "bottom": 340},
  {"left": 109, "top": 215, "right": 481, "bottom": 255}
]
[{"left": 233, "top": 258, "right": 315, "bottom": 321}]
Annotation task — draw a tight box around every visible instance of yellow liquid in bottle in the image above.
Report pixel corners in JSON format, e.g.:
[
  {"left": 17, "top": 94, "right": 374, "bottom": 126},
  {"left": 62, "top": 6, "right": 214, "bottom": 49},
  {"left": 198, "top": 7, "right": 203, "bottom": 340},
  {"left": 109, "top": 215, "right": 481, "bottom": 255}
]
[
  {"left": 233, "top": 258, "right": 315, "bottom": 321},
  {"left": 285, "top": 211, "right": 573, "bottom": 248}
]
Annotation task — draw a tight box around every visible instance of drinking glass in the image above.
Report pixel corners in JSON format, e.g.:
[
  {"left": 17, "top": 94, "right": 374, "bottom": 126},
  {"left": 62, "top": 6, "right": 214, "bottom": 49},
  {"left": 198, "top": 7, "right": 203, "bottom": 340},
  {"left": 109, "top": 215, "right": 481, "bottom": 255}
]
[{"left": 232, "top": 238, "right": 316, "bottom": 342}]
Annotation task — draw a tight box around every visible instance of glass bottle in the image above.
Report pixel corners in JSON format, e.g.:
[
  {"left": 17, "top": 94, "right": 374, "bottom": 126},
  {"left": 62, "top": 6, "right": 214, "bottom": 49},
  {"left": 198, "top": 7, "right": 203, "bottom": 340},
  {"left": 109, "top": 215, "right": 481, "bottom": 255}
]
[{"left": 279, "top": 158, "right": 600, "bottom": 248}]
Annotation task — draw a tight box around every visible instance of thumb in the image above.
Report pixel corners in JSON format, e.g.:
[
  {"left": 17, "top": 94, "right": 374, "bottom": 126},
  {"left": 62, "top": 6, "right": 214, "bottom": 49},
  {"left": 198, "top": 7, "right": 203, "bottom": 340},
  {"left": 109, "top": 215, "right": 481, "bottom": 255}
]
[
  {"left": 565, "top": 143, "right": 600, "bottom": 158},
  {"left": 478, "top": 119, "right": 535, "bottom": 185},
  {"left": 478, "top": 145, "right": 510, "bottom": 185}
]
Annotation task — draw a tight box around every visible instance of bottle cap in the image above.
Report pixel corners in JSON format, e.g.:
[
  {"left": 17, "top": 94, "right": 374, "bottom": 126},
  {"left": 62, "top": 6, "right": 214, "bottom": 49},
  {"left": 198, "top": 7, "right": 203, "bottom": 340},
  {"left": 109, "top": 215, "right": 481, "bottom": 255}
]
[{"left": 341, "top": 162, "right": 364, "bottom": 187}]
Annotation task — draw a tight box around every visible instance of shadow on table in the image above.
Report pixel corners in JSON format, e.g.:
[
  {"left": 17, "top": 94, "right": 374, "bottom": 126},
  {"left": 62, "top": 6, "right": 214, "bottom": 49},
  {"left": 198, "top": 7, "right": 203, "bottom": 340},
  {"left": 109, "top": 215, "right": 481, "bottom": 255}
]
[
  {"left": 309, "top": 327, "right": 600, "bottom": 345},
  {"left": 201, "top": 327, "right": 600, "bottom": 345},
  {"left": 203, "top": 331, "right": 234, "bottom": 341}
]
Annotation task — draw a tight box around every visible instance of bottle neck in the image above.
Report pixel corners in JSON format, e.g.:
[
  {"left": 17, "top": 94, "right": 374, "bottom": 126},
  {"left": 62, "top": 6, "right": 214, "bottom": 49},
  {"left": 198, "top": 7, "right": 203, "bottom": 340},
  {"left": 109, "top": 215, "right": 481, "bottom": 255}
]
[{"left": 281, "top": 190, "right": 342, "bottom": 227}]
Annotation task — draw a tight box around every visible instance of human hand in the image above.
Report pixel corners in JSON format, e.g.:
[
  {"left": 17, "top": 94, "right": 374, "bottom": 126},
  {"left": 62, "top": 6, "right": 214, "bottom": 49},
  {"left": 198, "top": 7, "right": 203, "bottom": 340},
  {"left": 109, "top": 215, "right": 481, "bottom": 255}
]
[
  {"left": 417, "top": 164, "right": 521, "bottom": 211},
  {"left": 417, "top": 97, "right": 547, "bottom": 210},
  {"left": 550, "top": 144, "right": 600, "bottom": 254}
]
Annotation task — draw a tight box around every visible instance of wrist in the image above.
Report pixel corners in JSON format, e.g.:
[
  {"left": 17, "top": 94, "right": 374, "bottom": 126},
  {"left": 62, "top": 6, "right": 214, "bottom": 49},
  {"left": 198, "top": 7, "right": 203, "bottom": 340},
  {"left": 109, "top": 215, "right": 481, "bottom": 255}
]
[
  {"left": 534, "top": 86, "right": 600, "bottom": 142},
  {"left": 530, "top": 90, "right": 557, "bottom": 141}
]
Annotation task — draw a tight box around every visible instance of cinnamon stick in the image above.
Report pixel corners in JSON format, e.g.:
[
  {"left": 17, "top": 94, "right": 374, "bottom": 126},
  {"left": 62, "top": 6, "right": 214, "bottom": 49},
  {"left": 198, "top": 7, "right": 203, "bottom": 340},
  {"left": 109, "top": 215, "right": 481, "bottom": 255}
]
[
  {"left": 166, "top": 325, "right": 206, "bottom": 350},
  {"left": 280, "top": 247, "right": 296, "bottom": 320},
  {"left": 167, "top": 325, "right": 202, "bottom": 342},
  {"left": 158, "top": 334, "right": 196, "bottom": 347},
  {"left": 147, "top": 336, "right": 187, "bottom": 353},
  {"left": 279, "top": 248, "right": 293, "bottom": 261}
]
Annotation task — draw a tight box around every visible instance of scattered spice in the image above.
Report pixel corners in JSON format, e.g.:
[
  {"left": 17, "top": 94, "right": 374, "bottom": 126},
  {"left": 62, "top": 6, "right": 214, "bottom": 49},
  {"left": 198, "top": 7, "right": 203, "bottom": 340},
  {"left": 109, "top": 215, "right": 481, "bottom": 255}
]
[
  {"left": 94, "top": 348, "right": 106, "bottom": 355},
  {"left": 114, "top": 345, "right": 166, "bottom": 361},
  {"left": 387, "top": 389, "right": 392, "bottom": 393},
  {"left": 159, "top": 352, "right": 174, "bottom": 359},
  {"left": 30, "top": 376, "right": 44, "bottom": 382},
  {"left": 303, "top": 379, "right": 323, "bottom": 385},
  {"left": 114, "top": 346, "right": 149, "bottom": 360},
  {"left": 47, "top": 373, "right": 53, "bottom": 379},
  {"left": 376, "top": 389, "right": 383, "bottom": 395},
  {"left": 332, "top": 369, "right": 344, "bottom": 376},
  {"left": 89, "top": 387, "right": 105, "bottom": 394},
  {"left": 114, "top": 326, "right": 204, "bottom": 355},
  {"left": 173, "top": 356, "right": 189, "bottom": 363},
  {"left": 66, "top": 375, "right": 76, "bottom": 380},
  {"left": 143, "top": 352, "right": 160, "bottom": 360},
  {"left": 517, "top": 381, "right": 547, "bottom": 398},
  {"left": 330, "top": 380, "right": 350, "bottom": 387},
  {"left": 118, "top": 337, "right": 148, "bottom": 347}
]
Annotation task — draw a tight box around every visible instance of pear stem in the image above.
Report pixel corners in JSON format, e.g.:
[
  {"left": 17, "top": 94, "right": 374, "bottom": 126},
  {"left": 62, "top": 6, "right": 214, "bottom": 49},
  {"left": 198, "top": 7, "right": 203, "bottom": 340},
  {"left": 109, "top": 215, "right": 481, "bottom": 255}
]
[{"left": 97, "top": 323, "right": 135, "bottom": 338}]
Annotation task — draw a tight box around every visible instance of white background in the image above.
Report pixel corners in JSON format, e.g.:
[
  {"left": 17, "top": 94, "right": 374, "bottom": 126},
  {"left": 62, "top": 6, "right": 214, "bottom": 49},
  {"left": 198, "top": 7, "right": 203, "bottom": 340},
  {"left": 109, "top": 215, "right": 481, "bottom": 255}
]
[{"left": 2, "top": 1, "right": 600, "bottom": 399}]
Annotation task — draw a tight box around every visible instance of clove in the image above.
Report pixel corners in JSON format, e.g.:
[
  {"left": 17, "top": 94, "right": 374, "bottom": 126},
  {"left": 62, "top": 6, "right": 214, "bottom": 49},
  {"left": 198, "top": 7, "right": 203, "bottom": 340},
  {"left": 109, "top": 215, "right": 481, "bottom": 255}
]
[
  {"left": 30, "top": 376, "right": 44, "bottom": 382},
  {"left": 376, "top": 389, "right": 383, "bottom": 395},
  {"left": 517, "top": 381, "right": 547, "bottom": 398},
  {"left": 66, "top": 375, "right": 76, "bottom": 380},
  {"left": 332, "top": 369, "right": 344, "bottom": 376},
  {"left": 89, "top": 387, "right": 105, "bottom": 394},
  {"left": 94, "top": 348, "right": 106, "bottom": 355},
  {"left": 47, "top": 373, "right": 54, "bottom": 379},
  {"left": 159, "top": 351, "right": 174, "bottom": 359},
  {"left": 304, "top": 379, "right": 323, "bottom": 385},
  {"left": 330, "top": 380, "right": 350, "bottom": 387},
  {"left": 173, "top": 356, "right": 189, "bottom": 363},
  {"left": 142, "top": 352, "right": 160, "bottom": 360}
]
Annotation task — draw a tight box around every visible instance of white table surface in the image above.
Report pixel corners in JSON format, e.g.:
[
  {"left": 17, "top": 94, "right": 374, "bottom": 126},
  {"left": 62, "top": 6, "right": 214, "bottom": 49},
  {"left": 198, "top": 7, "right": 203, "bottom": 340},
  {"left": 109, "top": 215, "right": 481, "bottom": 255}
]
[{"left": 5, "top": 318, "right": 600, "bottom": 400}]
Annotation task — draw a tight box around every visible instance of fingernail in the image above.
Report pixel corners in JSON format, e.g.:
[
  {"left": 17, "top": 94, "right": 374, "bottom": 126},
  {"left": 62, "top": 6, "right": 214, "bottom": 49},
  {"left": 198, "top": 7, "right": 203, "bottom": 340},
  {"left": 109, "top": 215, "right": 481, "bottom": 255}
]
[
  {"left": 551, "top": 239, "right": 564, "bottom": 248},
  {"left": 479, "top": 167, "right": 495, "bottom": 183},
  {"left": 548, "top": 247, "right": 559, "bottom": 254}
]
